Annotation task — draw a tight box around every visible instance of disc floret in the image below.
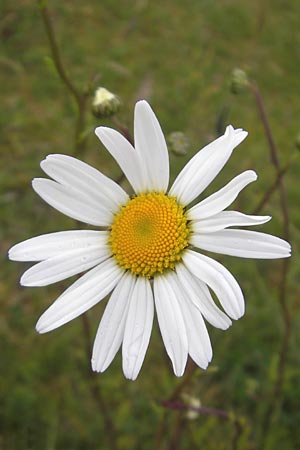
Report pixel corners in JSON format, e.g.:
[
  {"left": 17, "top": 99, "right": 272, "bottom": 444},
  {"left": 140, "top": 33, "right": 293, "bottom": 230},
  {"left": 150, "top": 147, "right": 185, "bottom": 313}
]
[{"left": 109, "top": 192, "right": 190, "bottom": 277}]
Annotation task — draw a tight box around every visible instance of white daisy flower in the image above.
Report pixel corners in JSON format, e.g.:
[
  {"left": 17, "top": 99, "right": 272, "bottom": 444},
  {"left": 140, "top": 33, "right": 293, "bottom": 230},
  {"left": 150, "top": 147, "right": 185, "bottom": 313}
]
[{"left": 9, "top": 100, "right": 291, "bottom": 380}]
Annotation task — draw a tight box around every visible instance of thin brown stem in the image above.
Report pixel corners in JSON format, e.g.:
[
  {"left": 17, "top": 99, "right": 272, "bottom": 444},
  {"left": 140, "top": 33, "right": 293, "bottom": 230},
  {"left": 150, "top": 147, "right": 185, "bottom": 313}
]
[
  {"left": 162, "top": 401, "right": 244, "bottom": 450},
  {"left": 253, "top": 161, "right": 290, "bottom": 214},
  {"left": 249, "top": 83, "right": 279, "bottom": 169},
  {"left": 38, "top": 1, "right": 88, "bottom": 153},
  {"left": 75, "top": 98, "right": 88, "bottom": 155},
  {"left": 250, "top": 82, "right": 291, "bottom": 443},
  {"left": 112, "top": 117, "right": 134, "bottom": 146},
  {"left": 81, "top": 314, "right": 119, "bottom": 450},
  {"left": 167, "top": 411, "right": 184, "bottom": 450},
  {"left": 153, "top": 359, "right": 197, "bottom": 450},
  {"left": 250, "top": 82, "right": 290, "bottom": 238},
  {"left": 38, "top": 1, "right": 82, "bottom": 104},
  {"left": 169, "top": 360, "right": 198, "bottom": 401}
]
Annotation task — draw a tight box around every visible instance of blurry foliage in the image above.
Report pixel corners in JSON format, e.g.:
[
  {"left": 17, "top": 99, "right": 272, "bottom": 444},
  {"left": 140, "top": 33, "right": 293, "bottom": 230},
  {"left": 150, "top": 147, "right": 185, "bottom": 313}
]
[{"left": 1, "top": 0, "right": 299, "bottom": 449}]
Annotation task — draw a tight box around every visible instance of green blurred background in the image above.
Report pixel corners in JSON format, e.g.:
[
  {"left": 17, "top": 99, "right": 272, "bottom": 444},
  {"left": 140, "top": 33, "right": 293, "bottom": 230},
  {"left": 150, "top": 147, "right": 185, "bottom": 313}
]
[{"left": 1, "top": 0, "right": 299, "bottom": 449}]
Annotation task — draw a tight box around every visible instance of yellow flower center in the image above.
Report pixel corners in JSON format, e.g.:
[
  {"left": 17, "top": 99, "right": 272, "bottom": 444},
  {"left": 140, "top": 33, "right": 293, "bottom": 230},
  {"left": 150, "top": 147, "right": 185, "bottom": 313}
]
[{"left": 109, "top": 192, "right": 190, "bottom": 277}]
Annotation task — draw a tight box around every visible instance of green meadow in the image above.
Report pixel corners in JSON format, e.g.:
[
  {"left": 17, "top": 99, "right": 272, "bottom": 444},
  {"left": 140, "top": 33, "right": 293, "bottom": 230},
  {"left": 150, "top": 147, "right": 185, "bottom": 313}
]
[{"left": 1, "top": 0, "right": 299, "bottom": 449}]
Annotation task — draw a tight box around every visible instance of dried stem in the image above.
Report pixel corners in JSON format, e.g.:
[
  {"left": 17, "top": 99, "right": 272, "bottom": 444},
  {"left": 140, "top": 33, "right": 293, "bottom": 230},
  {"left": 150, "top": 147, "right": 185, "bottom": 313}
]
[
  {"left": 38, "top": 1, "right": 88, "bottom": 154},
  {"left": 250, "top": 83, "right": 290, "bottom": 238},
  {"left": 153, "top": 359, "right": 197, "bottom": 450},
  {"left": 162, "top": 401, "right": 244, "bottom": 450},
  {"left": 169, "top": 412, "right": 184, "bottom": 450},
  {"left": 250, "top": 82, "right": 291, "bottom": 443},
  {"left": 112, "top": 117, "right": 134, "bottom": 146},
  {"left": 253, "top": 159, "right": 290, "bottom": 215},
  {"left": 169, "top": 360, "right": 198, "bottom": 401},
  {"left": 155, "top": 360, "right": 244, "bottom": 450}
]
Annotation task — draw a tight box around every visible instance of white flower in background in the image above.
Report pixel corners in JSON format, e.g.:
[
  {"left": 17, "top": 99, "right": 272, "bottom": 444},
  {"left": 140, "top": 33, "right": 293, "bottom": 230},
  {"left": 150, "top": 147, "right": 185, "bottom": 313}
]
[
  {"left": 9, "top": 100, "right": 291, "bottom": 380},
  {"left": 181, "top": 393, "right": 202, "bottom": 420}
]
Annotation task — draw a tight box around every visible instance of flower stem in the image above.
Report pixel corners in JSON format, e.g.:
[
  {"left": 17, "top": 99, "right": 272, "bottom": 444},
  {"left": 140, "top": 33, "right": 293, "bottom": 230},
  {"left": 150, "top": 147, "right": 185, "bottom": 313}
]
[
  {"left": 37, "top": 0, "right": 88, "bottom": 154},
  {"left": 155, "top": 360, "right": 245, "bottom": 450},
  {"left": 162, "top": 400, "right": 245, "bottom": 450},
  {"left": 253, "top": 158, "right": 291, "bottom": 214},
  {"left": 112, "top": 117, "right": 134, "bottom": 146},
  {"left": 250, "top": 82, "right": 291, "bottom": 444},
  {"left": 153, "top": 359, "right": 197, "bottom": 450}
]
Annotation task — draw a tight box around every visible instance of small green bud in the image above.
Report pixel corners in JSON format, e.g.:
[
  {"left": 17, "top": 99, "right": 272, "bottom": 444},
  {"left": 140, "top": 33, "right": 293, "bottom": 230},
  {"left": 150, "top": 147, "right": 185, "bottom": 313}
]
[
  {"left": 230, "top": 68, "right": 249, "bottom": 95},
  {"left": 295, "top": 133, "right": 300, "bottom": 151},
  {"left": 92, "top": 87, "right": 121, "bottom": 119},
  {"left": 167, "top": 131, "right": 190, "bottom": 156}
]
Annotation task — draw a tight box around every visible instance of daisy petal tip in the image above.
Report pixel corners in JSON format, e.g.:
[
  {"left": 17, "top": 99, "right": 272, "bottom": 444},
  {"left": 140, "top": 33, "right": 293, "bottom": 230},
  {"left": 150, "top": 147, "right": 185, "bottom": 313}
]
[
  {"left": 35, "top": 320, "right": 46, "bottom": 334},
  {"left": 124, "top": 369, "right": 138, "bottom": 381},
  {"left": 91, "top": 358, "right": 99, "bottom": 372},
  {"left": 249, "top": 170, "right": 258, "bottom": 180},
  {"left": 40, "top": 159, "right": 49, "bottom": 171},
  {"left": 200, "top": 359, "right": 210, "bottom": 370},
  {"left": 135, "top": 99, "right": 150, "bottom": 110},
  {"left": 234, "top": 129, "right": 248, "bottom": 145},
  {"left": 286, "top": 247, "right": 292, "bottom": 258},
  {"left": 31, "top": 178, "right": 43, "bottom": 190},
  {"left": 94, "top": 126, "right": 103, "bottom": 139},
  {"left": 94, "top": 126, "right": 110, "bottom": 140},
  {"left": 91, "top": 353, "right": 112, "bottom": 374},
  {"left": 20, "top": 276, "right": 29, "bottom": 287},
  {"left": 174, "top": 369, "right": 184, "bottom": 378},
  {"left": 225, "top": 124, "right": 234, "bottom": 135},
  {"left": 172, "top": 363, "right": 186, "bottom": 378},
  {"left": 222, "top": 320, "right": 233, "bottom": 331},
  {"left": 232, "top": 308, "right": 245, "bottom": 321},
  {"left": 20, "top": 271, "right": 37, "bottom": 287},
  {"left": 7, "top": 246, "right": 16, "bottom": 261}
]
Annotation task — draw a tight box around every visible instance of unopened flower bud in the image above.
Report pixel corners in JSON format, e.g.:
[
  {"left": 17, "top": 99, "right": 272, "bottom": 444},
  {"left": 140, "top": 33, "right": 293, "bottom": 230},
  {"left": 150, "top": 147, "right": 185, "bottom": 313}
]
[
  {"left": 92, "top": 87, "right": 121, "bottom": 119},
  {"left": 230, "top": 68, "right": 249, "bottom": 95},
  {"left": 295, "top": 133, "right": 300, "bottom": 151},
  {"left": 167, "top": 131, "right": 190, "bottom": 156}
]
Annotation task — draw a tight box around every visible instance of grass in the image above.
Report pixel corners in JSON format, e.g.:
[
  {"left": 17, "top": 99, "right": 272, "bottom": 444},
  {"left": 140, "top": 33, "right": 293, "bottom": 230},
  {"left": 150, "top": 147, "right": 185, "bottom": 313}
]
[{"left": 1, "top": 0, "right": 300, "bottom": 449}]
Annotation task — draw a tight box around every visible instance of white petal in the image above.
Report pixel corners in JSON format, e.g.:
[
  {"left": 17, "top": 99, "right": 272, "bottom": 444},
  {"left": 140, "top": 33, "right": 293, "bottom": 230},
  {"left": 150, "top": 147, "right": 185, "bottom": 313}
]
[
  {"left": 36, "top": 258, "right": 123, "bottom": 333},
  {"left": 32, "top": 178, "right": 112, "bottom": 226},
  {"left": 191, "top": 229, "right": 291, "bottom": 259},
  {"left": 8, "top": 230, "right": 109, "bottom": 262},
  {"left": 95, "top": 126, "right": 146, "bottom": 194},
  {"left": 92, "top": 272, "right": 135, "bottom": 373},
  {"left": 134, "top": 100, "right": 169, "bottom": 192},
  {"left": 175, "top": 263, "right": 232, "bottom": 330},
  {"left": 191, "top": 211, "right": 271, "bottom": 233},
  {"left": 170, "top": 126, "right": 248, "bottom": 206},
  {"left": 168, "top": 272, "right": 212, "bottom": 369},
  {"left": 183, "top": 250, "right": 244, "bottom": 320},
  {"left": 41, "top": 154, "right": 128, "bottom": 212},
  {"left": 154, "top": 274, "right": 188, "bottom": 376},
  {"left": 188, "top": 170, "right": 257, "bottom": 220},
  {"left": 20, "top": 245, "right": 110, "bottom": 287},
  {"left": 122, "top": 276, "right": 154, "bottom": 380}
]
